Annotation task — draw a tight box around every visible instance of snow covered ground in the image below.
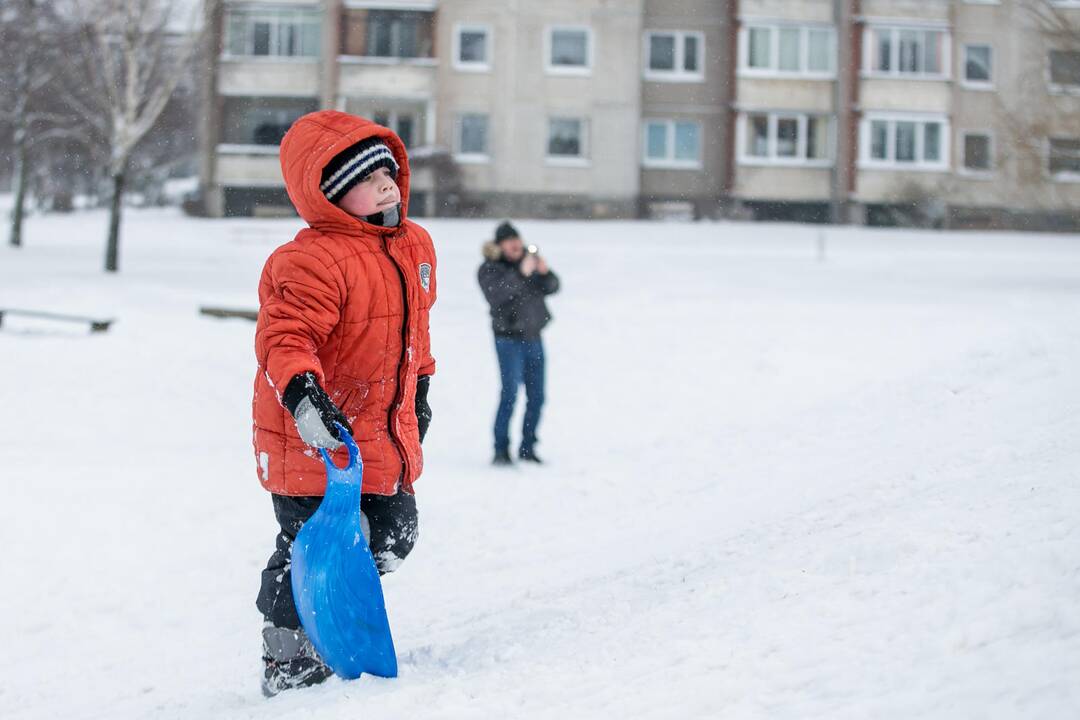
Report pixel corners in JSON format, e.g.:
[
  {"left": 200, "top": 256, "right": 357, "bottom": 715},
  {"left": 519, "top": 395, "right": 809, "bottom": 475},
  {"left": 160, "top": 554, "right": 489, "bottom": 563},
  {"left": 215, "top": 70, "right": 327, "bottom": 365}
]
[{"left": 3, "top": 209, "right": 1079, "bottom": 719}]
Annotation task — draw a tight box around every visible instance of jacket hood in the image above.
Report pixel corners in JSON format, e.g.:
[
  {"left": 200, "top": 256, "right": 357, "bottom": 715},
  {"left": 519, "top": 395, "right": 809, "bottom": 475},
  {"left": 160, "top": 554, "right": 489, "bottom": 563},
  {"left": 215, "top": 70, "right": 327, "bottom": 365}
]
[
  {"left": 279, "top": 110, "right": 411, "bottom": 234},
  {"left": 481, "top": 240, "right": 502, "bottom": 261}
]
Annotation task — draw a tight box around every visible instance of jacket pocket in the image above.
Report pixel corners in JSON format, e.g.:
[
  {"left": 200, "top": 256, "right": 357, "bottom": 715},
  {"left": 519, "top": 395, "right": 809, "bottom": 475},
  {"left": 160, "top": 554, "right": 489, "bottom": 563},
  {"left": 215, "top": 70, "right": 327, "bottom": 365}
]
[{"left": 331, "top": 375, "right": 370, "bottom": 422}]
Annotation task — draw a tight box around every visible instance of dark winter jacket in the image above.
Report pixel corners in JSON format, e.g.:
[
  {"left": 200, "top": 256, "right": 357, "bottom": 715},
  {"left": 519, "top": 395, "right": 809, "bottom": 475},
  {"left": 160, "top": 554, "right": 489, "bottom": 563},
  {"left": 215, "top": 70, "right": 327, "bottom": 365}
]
[{"left": 478, "top": 243, "right": 560, "bottom": 339}]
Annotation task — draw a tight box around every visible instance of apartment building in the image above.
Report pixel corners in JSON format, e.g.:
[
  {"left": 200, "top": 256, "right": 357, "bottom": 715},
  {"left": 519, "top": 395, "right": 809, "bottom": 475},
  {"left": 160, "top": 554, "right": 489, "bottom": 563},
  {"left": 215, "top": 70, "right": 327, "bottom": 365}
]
[
  {"left": 732, "top": 0, "right": 1080, "bottom": 227},
  {"left": 196, "top": 0, "right": 1080, "bottom": 228}
]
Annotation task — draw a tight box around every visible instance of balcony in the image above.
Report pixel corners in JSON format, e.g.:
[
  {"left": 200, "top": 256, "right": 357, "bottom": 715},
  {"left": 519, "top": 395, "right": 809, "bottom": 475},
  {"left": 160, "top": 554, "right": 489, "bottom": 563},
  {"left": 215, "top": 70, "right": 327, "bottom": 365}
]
[{"left": 338, "top": 7, "right": 438, "bottom": 96}]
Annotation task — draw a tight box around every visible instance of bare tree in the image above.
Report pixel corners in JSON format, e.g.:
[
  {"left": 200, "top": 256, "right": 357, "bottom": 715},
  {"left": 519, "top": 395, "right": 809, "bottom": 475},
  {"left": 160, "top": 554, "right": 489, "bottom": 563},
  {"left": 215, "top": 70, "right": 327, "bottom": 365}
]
[
  {"left": 58, "top": 0, "right": 203, "bottom": 272},
  {"left": 0, "top": 0, "right": 78, "bottom": 247}
]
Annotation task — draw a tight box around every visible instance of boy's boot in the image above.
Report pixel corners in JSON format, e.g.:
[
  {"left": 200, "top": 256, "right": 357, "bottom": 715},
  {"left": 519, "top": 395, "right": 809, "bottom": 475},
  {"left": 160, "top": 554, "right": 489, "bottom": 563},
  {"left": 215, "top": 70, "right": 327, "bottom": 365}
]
[{"left": 261, "top": 623, "right": 333, "bottom": 697}]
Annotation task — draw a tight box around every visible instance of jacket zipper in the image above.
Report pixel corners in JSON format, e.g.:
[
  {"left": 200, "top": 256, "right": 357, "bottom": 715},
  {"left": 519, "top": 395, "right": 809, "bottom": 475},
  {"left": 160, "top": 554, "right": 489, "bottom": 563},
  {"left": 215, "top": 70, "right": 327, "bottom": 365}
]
[{"left": 384, "top": 230, "right": 411, "bottom": 491}]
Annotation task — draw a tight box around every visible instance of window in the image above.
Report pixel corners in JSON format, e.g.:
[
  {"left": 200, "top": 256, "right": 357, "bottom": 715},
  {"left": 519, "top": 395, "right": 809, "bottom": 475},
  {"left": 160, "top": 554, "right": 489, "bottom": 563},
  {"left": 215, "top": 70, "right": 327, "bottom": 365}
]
[
  {"left": 741, "top": 24, "right": 836, "bottom": 76},
  {"left": 455, "top": 113, "right": 490, "bottom": 161},
  {"left": 738, "top": 113, "right": 833, "bottom": 165},
  {"left": 547, "top": 118, "right": 588, "bottom": 160},
  {"left": 342, "top": 9, "right": 434, "bottom": 58},
  {"left": 1049, "top": 138, "right": 1080, "bottom": 178},
  {"left": 644, "top": 31, "right": 704, "bottom": 81},
  {"left": 220, "top": 96, "right": 319, "bottom": 146},
  {"left": 962, "top": 132, "right": 993, "bottom": 172},
  {"left": 865, "top": 26, "right": 949, "bottom": 78},
  {"left": 860, "top": 114, "right": 949, "bottom": 170},
  {"left": 454, "top": 24, "right": 491, "bottom": 71},
  {"left": 963, "top": 44, "right": 993, "bottom": 87},
  {"left": 371, "top": 110, "right": 418, "bottom": 149},
  {"left": 1049, "top": 50, "right": 1080, "bottom": 88},
  {"left": 224, "top": 7, "right": 321, "bottom": 58},
  {"left": 547, "top": 27, "right": 592, "bottom": 74},
  {"left": 642, "top": 120, "right": 702, "bottom": 168}
]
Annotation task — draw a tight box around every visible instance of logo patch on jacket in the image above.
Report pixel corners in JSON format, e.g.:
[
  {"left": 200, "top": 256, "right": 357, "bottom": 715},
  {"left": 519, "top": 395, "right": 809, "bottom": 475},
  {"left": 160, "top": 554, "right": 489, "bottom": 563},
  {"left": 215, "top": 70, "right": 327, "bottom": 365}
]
[{"left": 418, "top": 263, "right": 432, "bottom": 292}]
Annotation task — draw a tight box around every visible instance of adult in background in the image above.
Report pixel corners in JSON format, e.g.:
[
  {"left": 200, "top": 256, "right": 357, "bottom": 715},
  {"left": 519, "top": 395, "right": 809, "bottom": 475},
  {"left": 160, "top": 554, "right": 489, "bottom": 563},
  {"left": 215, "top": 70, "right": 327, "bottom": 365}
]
[{"left": 478, "top": 221, "right": 560, "bottom": 465}]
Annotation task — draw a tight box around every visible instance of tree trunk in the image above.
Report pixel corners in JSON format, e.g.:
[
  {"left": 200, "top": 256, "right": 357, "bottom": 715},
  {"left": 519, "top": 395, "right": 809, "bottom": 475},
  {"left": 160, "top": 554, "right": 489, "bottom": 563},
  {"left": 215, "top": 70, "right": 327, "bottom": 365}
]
[
  {"left": 9, "top": 137, "right": 28, "bottom": 248},
  {"left": 105, "top": 171, "right": 125, "bottom": 273}
]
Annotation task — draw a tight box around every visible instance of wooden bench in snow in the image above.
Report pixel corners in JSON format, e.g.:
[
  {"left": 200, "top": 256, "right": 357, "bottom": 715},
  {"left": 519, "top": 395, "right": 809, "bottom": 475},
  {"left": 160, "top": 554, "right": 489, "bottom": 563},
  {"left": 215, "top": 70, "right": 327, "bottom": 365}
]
[
  {"left": 199, "top": 306, "right": 259, "bottom": 322},
  {"left": 0, "top": 309, "right": 114, "bottom": 333}
]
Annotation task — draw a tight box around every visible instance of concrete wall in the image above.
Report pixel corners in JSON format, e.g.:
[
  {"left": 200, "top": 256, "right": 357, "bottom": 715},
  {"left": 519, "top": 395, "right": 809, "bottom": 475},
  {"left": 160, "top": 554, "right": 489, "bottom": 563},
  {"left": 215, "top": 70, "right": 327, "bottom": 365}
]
[
  {"left": 434, "top": 0, "right": 643, "bottom": 210},
  {"left": 639, "top": 0, "right": 728, "bottom": 213}
]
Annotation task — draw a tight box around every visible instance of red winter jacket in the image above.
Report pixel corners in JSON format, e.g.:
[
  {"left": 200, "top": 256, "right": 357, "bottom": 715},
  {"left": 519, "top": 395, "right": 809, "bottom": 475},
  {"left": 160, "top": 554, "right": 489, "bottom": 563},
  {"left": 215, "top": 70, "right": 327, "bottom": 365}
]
[{"left": 252, "top": 111, "right": 436, "bottom": 497}]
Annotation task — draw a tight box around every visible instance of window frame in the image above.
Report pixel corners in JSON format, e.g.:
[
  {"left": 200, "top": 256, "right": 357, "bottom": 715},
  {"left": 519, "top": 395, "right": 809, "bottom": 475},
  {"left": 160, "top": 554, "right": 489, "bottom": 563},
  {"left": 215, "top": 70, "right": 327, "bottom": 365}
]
[
  {"left": 222, "top": 7, "right": 322, "bottom": 60},
  {"left": 862, "top": 24, "right": 951, "bottom": 80},
  {"left": 452, "top": 22, "right": 492, "bottom": 72},
  {"left": 545, "top": 25, "right": 594, "bottom": 76},
  {"left": 859, "top": 112, "right": 951, "bottom": 171},
  {"left": 735, "top": 111, "right": 835, "bottom": 167},
  {"left": 454, "top": 112, "right": 491, "bottom": 163},
  {"left": 1048, "top": 49, "right": 1080, "bottom": 93},
  {"left": 1047, "top": 137, "right": 1080, "bottom": 182},
  {"left": 545, "top": 116, "right": 590, "bottom": 165},
  {"left": 961, "top": 43, "right": 994, "bottom": 90},
  {"left": 643, "top": 30, "right": 706, "bottom": 83},
  {"left": 641, "top": 119, "right": 704, "bottom": 169},
  {"left": 959, "top": 130, "right": 994, "bottom": 176},
  {"left": 738, "top": 22, "right": 837, "bottom": 79}
]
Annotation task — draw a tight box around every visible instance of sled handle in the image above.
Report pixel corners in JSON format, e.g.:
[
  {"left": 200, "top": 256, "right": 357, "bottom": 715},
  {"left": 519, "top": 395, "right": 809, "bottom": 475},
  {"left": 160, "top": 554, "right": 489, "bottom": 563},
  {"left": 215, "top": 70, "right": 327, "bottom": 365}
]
[{"left": 319, "top": 421, "right": 361, "bottom": 472}]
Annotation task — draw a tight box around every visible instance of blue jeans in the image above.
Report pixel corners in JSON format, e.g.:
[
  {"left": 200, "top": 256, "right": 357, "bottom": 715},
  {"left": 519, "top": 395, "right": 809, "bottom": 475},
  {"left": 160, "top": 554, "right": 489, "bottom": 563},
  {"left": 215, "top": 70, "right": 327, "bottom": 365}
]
[{"left": 493, "top": 337, "right": 545, "bottom": 454}]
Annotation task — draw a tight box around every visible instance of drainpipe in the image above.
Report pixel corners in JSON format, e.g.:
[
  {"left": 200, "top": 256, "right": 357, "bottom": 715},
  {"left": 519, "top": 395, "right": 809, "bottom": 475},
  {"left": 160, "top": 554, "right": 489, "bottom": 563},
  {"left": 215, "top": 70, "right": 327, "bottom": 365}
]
[
  {"left": 722, "top": 0, "right": 740, "bottom": 214},
  {"left": 322, "top": 0, "right": 343, "bottom": 109}
]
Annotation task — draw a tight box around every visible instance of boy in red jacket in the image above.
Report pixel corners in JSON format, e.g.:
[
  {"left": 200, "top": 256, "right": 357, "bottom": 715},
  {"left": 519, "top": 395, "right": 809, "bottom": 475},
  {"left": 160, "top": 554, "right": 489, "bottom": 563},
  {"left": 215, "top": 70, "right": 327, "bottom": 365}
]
[{"left": 252, "top": 111, "right": 436, "bottom": 696}]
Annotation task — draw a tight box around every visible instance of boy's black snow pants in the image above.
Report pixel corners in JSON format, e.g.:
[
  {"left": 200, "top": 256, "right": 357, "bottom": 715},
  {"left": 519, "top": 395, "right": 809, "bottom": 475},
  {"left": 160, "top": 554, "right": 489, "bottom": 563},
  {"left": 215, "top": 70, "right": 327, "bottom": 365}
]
[{"left": 256, "top": 491, "right": 418, "bottom": 630}]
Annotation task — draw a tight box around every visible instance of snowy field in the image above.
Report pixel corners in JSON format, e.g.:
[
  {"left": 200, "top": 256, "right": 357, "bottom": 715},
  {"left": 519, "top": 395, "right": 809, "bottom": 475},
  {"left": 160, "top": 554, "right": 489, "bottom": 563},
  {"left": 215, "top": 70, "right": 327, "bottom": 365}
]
[{"left": 3, "top": 208, "right": 1080, "bottom": 719}]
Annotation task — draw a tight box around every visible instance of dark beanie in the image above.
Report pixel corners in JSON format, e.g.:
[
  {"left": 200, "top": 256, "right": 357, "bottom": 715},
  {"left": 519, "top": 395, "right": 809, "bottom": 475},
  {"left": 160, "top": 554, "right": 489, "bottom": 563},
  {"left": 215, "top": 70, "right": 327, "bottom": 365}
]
[
  {"left": 320, "top": 137, "right": 400, "bottom": 203},
  {"left": 494, "top": 221, "right": 519, "bottom": 243}
]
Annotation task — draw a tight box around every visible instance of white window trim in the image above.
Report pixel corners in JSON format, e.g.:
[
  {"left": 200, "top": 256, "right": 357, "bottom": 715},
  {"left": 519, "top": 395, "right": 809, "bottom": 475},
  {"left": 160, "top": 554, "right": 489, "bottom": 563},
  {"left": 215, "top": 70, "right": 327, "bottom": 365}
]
[
  {"left": 216, "top": 144, "right": 283, "bottom": 156},
  {"left": 545, "top": 25, "right": 594, "bottom": 76},
  {"left": 642, "top": 30, "right": 706, "bottom": 83},
  {"left": 859, "top": 112, "right": 951, "bottom": 171},
  {"left": 738, "top": 22, "right": 837, "bottom": 79},
  {"left": 545, "top": 117, "right": 590, "bottom": 164},
  {"left": 960, "top": 43, "right": 994, "bottom": 90},
  {"left": 222, "top": 8, "right": 322, "bottom": 60},
  {"left": 452, "top": 22, "right": 492, "bottom": 72},
  {"left": 735, "top": 111, "right": 835, "bottom": 168},
  {"left": 958, "top": 129, "right": 995, "bottom": 177},
  {"left": 454, "top": 113, "right": 491, "bottom": 163},
  {"left": 641, "top": 119, "right": 704, "bottom": 169},
  {"left": 861, "top": 25, "right": 952, "bottom": 81},
  {"left": 1047, "top": 137, "right": 1080, "bottom": 183}
]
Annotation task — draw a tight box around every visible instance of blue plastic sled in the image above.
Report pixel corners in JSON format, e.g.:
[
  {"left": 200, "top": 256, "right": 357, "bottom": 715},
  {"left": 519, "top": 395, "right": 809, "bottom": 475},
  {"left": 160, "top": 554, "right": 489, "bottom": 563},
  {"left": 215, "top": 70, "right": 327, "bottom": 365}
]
[{"left": 290, "top": 423, "right": 398, "bottom": 679}]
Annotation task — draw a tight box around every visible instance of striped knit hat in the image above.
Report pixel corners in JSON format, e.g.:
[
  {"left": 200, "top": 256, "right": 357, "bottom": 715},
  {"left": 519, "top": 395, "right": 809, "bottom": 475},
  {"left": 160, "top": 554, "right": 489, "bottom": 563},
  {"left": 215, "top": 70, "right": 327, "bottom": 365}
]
[{"left": 320, "top": 137, "right": 400, "bottom": 204}]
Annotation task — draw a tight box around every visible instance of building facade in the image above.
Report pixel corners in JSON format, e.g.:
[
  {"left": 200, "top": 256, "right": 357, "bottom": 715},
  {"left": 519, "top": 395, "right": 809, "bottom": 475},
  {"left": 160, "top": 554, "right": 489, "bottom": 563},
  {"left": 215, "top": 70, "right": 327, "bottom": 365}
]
[{"left": 197, "top": 0, "right": 1080, "bottom": 228}]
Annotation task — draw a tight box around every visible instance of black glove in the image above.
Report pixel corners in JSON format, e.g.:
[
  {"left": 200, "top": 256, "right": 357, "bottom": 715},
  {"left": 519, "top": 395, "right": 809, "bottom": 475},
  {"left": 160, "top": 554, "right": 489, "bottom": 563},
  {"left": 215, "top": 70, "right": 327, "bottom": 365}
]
[
  {"left": 415, "top": 375, "right": 432, "bottom": 444},
  {"left": 282, "top": 371, "right": 350, "bottom": 448}
]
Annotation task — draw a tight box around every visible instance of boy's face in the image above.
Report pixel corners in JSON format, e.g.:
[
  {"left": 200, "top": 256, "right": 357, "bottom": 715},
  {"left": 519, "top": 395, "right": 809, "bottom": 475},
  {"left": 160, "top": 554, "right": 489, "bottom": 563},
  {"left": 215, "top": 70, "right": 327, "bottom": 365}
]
[{"left": 337, "top": 167, "right": 401, "bottom": 218}]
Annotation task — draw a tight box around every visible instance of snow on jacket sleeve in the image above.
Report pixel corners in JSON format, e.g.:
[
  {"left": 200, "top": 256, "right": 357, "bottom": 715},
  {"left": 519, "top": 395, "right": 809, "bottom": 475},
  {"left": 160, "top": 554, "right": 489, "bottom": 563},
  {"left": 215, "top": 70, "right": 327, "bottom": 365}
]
[{"left": 256, "top": 245, "right": 345, "bottom": 397}]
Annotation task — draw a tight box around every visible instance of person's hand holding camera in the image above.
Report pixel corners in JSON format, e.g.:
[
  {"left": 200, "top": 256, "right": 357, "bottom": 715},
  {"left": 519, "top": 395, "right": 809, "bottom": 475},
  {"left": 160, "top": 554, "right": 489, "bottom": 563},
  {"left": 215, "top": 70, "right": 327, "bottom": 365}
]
[{"left": 520, "top": 254, "right": 538, "bottom": 276}]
